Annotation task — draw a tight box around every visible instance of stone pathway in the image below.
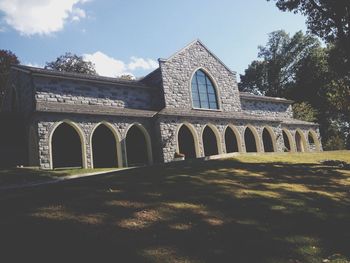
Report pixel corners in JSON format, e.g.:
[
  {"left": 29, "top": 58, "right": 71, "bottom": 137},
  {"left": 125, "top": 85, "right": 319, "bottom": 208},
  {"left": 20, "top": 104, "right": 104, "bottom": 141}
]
[{"left": 0, "top": 168, "right": 130, "bottom": 191}]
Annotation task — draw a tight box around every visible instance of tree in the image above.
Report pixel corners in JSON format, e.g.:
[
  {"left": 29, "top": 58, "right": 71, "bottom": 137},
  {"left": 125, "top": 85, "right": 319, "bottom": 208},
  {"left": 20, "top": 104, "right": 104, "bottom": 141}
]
[
  {"left": 292, "top": 102, "right": 318, "bottom": 122},
  {"left": 45, "top": 53, "right": 97, "bottom": 75},
  {"left": 239, "top": 30, "right": 320, "bottom": 97},
  {"left": 267, "top": 0, "right": 350, "bottom": 45},
  {"left": 118, "top": 74, "right": 135, "bottom": 80},
  {"left": 0, "top": 50, "right": 20, "bottom": 108}
]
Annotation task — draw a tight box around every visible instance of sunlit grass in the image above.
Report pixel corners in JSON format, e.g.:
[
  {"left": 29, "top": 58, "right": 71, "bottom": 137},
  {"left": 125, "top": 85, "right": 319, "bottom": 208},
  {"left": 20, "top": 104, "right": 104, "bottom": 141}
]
[{"left": 0, "top": 150, "right": 349, "bottom": 262}]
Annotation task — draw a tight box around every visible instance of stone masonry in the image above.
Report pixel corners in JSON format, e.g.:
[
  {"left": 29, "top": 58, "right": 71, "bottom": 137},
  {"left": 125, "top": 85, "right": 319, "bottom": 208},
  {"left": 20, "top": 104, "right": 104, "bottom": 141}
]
[{"left": 3, "top": 39, "right": 322, "bottom": 169}]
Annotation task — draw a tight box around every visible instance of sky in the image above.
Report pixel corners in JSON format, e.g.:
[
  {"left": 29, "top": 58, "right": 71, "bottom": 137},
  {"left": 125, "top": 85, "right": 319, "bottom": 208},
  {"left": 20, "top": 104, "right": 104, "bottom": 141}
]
[{"left": 0, "top": 0, "right": 308, "bottom": 79}]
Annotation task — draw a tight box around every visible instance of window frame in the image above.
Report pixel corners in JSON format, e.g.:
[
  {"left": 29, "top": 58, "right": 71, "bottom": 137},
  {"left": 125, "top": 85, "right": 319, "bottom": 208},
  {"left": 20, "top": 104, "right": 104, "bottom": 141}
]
[{"left": 190, "top": 68, "right": 221, "bottom": 111}]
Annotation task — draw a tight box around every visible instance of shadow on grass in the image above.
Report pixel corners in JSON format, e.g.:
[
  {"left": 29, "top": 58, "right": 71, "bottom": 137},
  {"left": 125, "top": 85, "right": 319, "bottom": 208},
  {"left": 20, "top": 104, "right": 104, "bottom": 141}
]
[{"left": 0, "top": 159, "right": 349, "bottom": 262}]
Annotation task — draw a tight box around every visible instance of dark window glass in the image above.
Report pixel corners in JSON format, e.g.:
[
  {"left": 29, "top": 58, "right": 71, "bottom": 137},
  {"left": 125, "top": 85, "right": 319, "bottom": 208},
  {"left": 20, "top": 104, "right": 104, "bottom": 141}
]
[{"left": 191, "top": 70, "right": 218, "bottom": 109}]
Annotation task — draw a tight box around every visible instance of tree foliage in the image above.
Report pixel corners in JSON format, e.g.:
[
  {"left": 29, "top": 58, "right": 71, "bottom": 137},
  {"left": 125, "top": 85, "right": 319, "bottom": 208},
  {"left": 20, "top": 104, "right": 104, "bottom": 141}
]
[
  {"left": 239, "top": 30, "right": 320, "bottom": 97},
  {"left": 239, "top": 30, "right": 349, "bottom": 149},
  {"left": 45, "top": 53, "right": 97, "bottom": 75},
  {"left": 267, "top": 0, "right": 350, "bottom": 44},
  {"left": 292, "top": 102, "right": 318, "bottom": 122},
  {"left": 0, "top": 50, "right": 20, "bottom": 108}
]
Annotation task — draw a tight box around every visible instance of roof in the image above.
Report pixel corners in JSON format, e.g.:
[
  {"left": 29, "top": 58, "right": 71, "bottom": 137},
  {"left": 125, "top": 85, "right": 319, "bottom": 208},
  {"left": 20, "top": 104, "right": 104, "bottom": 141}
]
[
  {"left": 240, "top": 92, "right": 294, "bottom": 104},
  {"left": 159, "top": 39, "right": 236, "bottom": 75},
  {"left": 36, "top": 101, "right": 158, "bottom": 118},
  {"left": 12, "top": 65, "right": 156, "bottom": 90},
  {"left": 157, "top": 108, "right": 318, "bottom": 126}
]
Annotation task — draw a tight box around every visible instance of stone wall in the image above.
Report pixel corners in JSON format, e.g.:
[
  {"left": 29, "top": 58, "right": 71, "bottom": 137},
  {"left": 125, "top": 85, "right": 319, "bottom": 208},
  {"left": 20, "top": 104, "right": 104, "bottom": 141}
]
[
  {"left": 159, "top": 41, "right": 241, "bottom": 112},
  {"left": 33, "top": 76, "right": 159, "bottom": 111},
  {"left": 35, "top": 113, "right": 156, "bottom": 169},
  {"left": 241, "top": 99, "right": 293, "bottom": 119},
  {"left": 157, "top": 115, "right": 322, "bottom": 163},
  {"left": 2, "top": 70, "right": 34, "bottom": 114}
]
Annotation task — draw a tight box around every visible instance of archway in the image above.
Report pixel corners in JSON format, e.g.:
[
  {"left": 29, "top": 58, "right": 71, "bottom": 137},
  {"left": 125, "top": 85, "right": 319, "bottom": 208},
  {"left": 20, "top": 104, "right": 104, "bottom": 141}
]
[
  {"left": 177, "top": 124, "right": 197, "bottom": 159},
  {"left": 295, "top": 129, "right": 307, "bottom": 152},
  {"left": 125, "top": 124, "right": 152, "bottom": 166},
  {"left": 225, "top": 126, "right": 240, "bottom": 153},
  {"left": 51, "top": 122, "right": 83, "bottom": 168},
  {"left": 244, "top": 126, "right": 259, "bottom": 152},
  {"left": 92, "top": 124, "right": 118, "bottom": 168},
  {"left": 202, "top": 125, "right": 219, "bottom": 156},
  {"left": 282, "top": 129, "right": 293, "bottom": 152},
  {"left": 308, "top": 130, "right": 320, "bottom": 151},
  {"left": 262, "top": 127, "right": 275, "bottom": 152}
]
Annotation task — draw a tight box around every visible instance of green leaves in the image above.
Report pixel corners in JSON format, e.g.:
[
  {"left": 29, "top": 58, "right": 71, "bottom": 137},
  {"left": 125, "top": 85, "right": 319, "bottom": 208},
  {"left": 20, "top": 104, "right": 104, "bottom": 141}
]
[{"left": 45, "top": 52, "right": 97, "bottom": 75}]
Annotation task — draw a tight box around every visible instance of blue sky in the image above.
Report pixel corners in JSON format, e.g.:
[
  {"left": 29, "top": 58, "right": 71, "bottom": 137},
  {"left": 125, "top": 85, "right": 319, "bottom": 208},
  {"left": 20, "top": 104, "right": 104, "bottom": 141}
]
[{"left": 0, "top": 0, "right": 307, "bottom": 78}]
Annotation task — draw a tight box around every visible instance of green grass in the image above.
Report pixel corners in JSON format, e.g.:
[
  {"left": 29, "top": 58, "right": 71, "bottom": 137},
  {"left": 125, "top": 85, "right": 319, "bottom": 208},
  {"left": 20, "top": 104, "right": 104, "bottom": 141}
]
[{"left": 0, "top": 151, "right": 349, "bottom": 262}]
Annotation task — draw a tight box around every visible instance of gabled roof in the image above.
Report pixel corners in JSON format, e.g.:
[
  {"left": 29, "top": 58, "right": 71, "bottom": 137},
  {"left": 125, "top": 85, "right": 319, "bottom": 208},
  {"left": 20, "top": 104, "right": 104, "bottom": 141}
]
[{"left": 159, "top": 39, "right": 236, "bottom": 75}]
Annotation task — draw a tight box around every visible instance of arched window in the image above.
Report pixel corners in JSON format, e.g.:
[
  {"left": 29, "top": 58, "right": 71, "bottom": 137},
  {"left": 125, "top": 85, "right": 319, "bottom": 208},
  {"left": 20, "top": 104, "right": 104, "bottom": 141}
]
[{"left": 191, "top": 69, "right": 218, "bottom": 109}]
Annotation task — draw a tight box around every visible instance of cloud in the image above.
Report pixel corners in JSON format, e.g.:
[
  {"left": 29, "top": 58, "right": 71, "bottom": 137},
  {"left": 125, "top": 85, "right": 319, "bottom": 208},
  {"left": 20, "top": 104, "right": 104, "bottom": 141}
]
[
  {"left": 0, "top": 0, "right": 89, "bottom": 35},
  {"left": 25, "top": 62, "right": 43, "bottom": 68},
  {"left": 83, "top": 51, "right": 158, "bottom": 78},
  {"left": 128, "top": 56, "right": 159, "bottom": 71},
  {"left": 83, "top": 51, "right": 130, "bottom": 78}
]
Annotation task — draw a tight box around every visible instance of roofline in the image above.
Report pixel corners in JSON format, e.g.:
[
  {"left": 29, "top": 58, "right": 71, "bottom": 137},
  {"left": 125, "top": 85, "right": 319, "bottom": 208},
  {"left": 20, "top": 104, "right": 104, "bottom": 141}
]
[
  {"left": 160, "top": 39, "right": 237, "bottom": 75},
  {"left": 240, "top": 92, "right": 294, "bottom": 104},
  {"left": 11, "top": 65, "right": 156, "bottom": 89}
]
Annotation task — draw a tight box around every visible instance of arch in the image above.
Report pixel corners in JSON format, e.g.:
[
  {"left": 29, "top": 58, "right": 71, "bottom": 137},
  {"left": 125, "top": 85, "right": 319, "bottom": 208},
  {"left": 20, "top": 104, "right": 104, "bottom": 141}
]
[
  {"left": 176, "top": 123, "right": 200, "bottom": 159},
  {"left": 282, "top": 128, "right": 295, "bottom": 152},
  {"left": 190, "top": 68, "right": 220, "bottom": 110},
  {"left": 295, "top": 129, "right": 307, "bottom": 152},
  {"left": 308, "top": 129, "right": 321, "bottom": 151},
  {"left": 125, "top": 123, "right": 153, "bottom": 166},
  {"left": 244, "top": 125, "right": 261, "bottom": 153},
  {"left": 90, "top": 122, "right": 122, "bottom": 168},
  {"left": 49, "top": 120, "right": 87, "bottom": 169},
  {"left": 224, "top": 124, "right": 243, "bottom": 153},
  {"left": 202, "top": 124, "right": 222, "bottom": 156},
  {"left": 262, "top": 126, "right": 277, "bottom": 152}
]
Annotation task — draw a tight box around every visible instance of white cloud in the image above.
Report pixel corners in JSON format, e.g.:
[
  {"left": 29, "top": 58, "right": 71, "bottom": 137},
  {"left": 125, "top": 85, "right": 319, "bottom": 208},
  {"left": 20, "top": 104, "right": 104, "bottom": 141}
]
[
  {"left": 83, "top": 51, "right": 130, "bottom": 78},
  {"left": 71, "top": 7, "right": 86, "bottom": 21},
  {"left": 128, "top": 56, "right": 159, "bottom": 71},
  {"left": 83, "top": 51, "right": 158, "bottom": 78},
  {"left": 0, "top": 0, "right": 89, "bottom": 35},
  {"left": 25, "top": 62, "right": 43, "bottom": 68}
]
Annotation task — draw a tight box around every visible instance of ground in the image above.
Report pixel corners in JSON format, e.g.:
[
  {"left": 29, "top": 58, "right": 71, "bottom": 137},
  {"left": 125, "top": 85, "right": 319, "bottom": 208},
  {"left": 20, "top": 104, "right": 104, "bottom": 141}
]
[{"left": 0, "top": 151, "right": 349, "bottom": 263}]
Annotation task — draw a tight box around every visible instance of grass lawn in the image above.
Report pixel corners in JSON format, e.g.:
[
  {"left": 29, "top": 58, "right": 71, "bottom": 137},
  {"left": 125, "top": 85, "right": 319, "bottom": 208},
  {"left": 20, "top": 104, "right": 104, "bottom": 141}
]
[{"left": 0, "top": 151, "right": 349, "bottom": 262}]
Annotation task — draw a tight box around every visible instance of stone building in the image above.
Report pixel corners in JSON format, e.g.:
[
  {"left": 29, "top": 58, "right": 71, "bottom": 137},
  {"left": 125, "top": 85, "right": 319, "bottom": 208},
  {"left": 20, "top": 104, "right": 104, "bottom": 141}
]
[{"left": 2, "top": 40, "right": 322, "bottom": 169}]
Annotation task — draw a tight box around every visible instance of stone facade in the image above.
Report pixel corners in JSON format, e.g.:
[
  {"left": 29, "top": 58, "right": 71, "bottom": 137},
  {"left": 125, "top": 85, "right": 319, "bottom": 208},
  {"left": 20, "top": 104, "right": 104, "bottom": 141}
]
[{"left": 3, "top": 40, "right": 322, "bottom": 169}]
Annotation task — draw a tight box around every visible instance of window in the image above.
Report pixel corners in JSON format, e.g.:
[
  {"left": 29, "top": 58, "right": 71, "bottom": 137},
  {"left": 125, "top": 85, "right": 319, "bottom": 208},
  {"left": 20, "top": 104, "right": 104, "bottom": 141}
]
[{"left": 191, "top": 70, "right": 218, "bottom": 109}]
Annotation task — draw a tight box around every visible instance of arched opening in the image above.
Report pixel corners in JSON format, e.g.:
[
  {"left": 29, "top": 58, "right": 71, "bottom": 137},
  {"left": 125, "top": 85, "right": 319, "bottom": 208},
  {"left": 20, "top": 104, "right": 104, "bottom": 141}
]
[
  {"left": 262, "top": 127, "right": 275, "bottom": 152},
  {"left": 225, "top": 126, "right": 239, "bottom": 153},
  {"left": 308, "top": 130, "right": 320, "bottom": 151},
  {"left": 244, "top": 126, "right": 258, "bottom": 152},
  {"left": 52, "top": 122, "right": 83, "bottom": 169},
  {"left": 295, "top": 130, "right": 307, "bottom": 152},
  {"left": 92, "top": 124, "right": 118, "bottom": 168},
  {"left": 125, "top": 124, "right": 151, "bottom": 166},
  {"left": 202, "top": 126, "right": 219, "bottom": 156},
  {"left": 282, "top": 129, "right": 292, "bottom": 152},
  {"left": 177, "top": 124, "right": 197, "bottom": 159}
]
